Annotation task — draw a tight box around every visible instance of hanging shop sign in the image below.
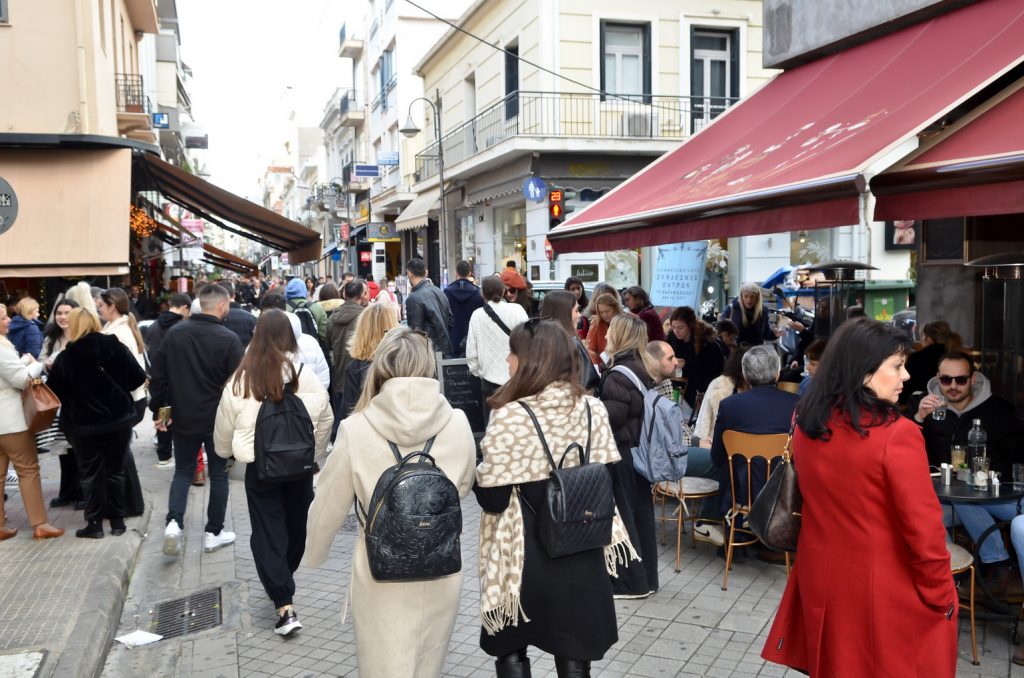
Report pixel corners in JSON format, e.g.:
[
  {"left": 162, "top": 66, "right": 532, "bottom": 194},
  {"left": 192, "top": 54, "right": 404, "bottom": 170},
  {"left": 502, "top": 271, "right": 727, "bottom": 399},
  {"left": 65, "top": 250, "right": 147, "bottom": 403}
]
[
  {"left": 366, "top": 222, "right": 400, "bottom": 242},
  {"left": 0, "top": 177, "right": 18, "bottom": 235},
  {"left": 378, "top": 152, "right": 399, "bottom": 166}
]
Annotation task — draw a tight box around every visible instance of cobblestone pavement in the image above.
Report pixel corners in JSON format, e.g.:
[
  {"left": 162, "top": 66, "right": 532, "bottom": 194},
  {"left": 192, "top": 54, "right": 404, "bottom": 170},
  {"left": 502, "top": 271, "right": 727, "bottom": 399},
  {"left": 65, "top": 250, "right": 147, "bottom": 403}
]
[{"left": 101, "top": 431, "right": 1024, "bottom": 677}]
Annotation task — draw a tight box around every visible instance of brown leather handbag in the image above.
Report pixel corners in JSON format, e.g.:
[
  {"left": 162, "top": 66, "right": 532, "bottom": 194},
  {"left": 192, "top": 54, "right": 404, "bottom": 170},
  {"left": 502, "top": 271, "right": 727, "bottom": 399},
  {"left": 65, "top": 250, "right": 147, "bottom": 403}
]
[
  {"left": 22, "top": 378, "right": 60, "bottom": 434},
  {"left": 749, "top": 425, "right": 801, "bottom": 552}
]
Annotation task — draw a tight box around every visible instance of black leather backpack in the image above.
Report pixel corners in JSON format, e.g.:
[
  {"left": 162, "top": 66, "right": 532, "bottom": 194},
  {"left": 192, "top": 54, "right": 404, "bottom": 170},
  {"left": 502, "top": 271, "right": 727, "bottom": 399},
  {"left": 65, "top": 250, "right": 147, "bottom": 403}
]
[
  {"left": 357, "top": 437, "right": 462, "bottom": 581},
  {"left": 253, "top": 365, "right": 316, "bottom": 483}
]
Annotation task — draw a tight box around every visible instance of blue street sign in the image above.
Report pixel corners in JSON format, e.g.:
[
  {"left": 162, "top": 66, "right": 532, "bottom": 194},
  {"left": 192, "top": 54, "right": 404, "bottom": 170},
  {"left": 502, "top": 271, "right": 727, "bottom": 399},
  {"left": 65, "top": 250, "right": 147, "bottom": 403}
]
[
  {"left": 331, "top": 250, "right": 342, "bottom": 262},
  {"left": 378, "top": 152, "right": 399, "bottom": 166},
  {"left": 354, "top": 164, "right": 380, "bottom": 178},
  {"left": 522, "top": 176, "right": 548, "bottom": 203},
  {"left": 152, "top": 112, "right": 170, "bottom": 129}
]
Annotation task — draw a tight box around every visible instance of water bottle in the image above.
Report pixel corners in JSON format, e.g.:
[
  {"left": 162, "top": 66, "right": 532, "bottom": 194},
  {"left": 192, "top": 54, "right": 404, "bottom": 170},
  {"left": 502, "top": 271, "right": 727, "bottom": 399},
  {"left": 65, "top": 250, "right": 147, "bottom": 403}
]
[{"left": 967, "top": 419, "right": 987, "bottom": 460}]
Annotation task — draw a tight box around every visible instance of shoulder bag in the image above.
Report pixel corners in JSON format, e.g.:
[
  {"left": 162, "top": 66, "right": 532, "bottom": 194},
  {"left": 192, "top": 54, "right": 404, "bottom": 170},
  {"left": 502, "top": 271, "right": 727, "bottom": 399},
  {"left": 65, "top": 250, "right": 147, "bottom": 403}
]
[
  {"left": 517, "top": 400, "right": 615, "bottom": 558},
  {"left": 22, "top": 378, "right": 60, "bottom": 434},
  {"left": 482, "top": 304, "right": 512, "bottom": 336},
  {"left": 748, "top": 420, "right": 801, "bottom": 552}
]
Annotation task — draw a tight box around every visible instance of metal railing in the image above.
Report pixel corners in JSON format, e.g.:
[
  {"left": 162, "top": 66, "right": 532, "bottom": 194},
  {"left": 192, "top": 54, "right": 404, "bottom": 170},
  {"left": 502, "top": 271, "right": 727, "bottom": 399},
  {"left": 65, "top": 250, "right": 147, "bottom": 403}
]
[
  {"left": 115, "top": 74, "right": 148, "bottom": 114},
  {"left": 340, "top": 90, "right": 362, "bottom": 115},
  {"left": 371, "top": 77, "right": 397, "bottom": 112},
  {"left": 414, "top": 90, "right": 739, "bottom": 180}
]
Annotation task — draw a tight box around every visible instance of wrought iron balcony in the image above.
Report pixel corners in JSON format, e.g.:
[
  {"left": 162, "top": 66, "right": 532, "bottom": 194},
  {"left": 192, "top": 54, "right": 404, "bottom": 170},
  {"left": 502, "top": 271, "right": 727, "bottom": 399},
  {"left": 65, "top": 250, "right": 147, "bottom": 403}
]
[
  {"left": 115, "top": 74, "right": 149, "bottom": 114},
  {"left": 414, "top": 90, "right": 739, "bottom": 181}
]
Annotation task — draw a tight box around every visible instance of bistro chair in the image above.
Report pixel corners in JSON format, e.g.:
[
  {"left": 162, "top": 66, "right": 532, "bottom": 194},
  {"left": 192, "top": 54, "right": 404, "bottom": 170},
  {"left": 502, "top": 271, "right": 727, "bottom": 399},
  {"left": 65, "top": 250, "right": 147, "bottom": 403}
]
[
  {"left": 688, "top": 390, "right": 705, "bottom": 427},
  {"left": 652, "top": 477, "right": 720, "bottom": 572},
  {"left": 777, "top": 381, "right": 800, "bottom": 395},
  {"left": 720, "top": 430, "right": 792, "bottom": 591},
  {"left": 949, "top": 543, "right": 979, "bottom": 665}
]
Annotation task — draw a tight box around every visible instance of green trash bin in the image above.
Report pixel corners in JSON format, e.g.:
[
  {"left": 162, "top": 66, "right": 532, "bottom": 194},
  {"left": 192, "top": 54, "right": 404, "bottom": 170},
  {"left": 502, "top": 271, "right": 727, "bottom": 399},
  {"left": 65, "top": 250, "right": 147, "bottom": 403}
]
[{"left": 863, "top": 280, "right": 914, "bottom": 322}]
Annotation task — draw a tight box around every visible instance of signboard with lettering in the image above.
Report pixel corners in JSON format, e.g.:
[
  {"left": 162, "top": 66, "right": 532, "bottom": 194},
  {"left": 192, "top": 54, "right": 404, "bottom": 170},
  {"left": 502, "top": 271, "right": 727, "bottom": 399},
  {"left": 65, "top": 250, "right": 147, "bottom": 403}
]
[
  {"left": 378, "top": 152, "right": 399, "bottom": 166},
  {"left": 437, "top": 356, "right": 485, "bottom": 437},
  {"left": 354, "top": 164, "right": 380, "bottom": 178},
  {"left": 650, "top": 241, "right": 709, "bottom": 308},
  {"left": 366, "top": 222, "right": 400, "bottom": 242},
  {"left": 570, "top": 264, "right": 600, "bottom": 282},
  {"left": 152, "top": 112, "right": 170, "bottom": 129},
  {"left": 179, "top": 218, "right": 205, "bottom": 261}
]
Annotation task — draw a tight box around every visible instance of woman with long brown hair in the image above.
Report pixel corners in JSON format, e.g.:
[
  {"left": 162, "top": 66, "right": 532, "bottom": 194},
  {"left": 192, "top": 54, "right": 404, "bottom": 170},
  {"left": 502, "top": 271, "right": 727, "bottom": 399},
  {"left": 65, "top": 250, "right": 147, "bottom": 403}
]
[
  {"left": 668, "top": 306, "right": 726, "bottom": 408},
  {"left": 213, "top": 310, "right": 333, "bottom": 635},
  {"left": 539, "top": 290, "right": 599, "bottom": 392},
  {"left": 475, "top": 319, "right": 634, "bottom": 678},
  {"left": 48, "top": 308, "right": 146, "bottom": 538}
]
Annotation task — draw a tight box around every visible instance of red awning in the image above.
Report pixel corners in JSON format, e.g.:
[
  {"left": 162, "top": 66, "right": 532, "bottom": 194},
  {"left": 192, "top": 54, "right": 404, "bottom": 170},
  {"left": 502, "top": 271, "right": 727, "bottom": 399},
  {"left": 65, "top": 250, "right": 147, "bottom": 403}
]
[
  {"left": 549, "top": 0, "right": 1024, "bottom": 253},
  {"left": 873, "top": 80, "right": 1024, "bottom": 221}
]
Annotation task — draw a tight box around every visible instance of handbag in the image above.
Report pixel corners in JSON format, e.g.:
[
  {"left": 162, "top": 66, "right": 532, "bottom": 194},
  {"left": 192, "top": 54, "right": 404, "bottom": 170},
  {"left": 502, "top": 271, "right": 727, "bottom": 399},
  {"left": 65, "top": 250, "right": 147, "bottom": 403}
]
[
  {"left": 748, "top": 422, "right": 801, "bottom": 552},
  {"left": 22, "top": 378, "right": 60, "bottom": 435},
  {"left": 518, "top": 400, "right": 615, "bottom": 558}
]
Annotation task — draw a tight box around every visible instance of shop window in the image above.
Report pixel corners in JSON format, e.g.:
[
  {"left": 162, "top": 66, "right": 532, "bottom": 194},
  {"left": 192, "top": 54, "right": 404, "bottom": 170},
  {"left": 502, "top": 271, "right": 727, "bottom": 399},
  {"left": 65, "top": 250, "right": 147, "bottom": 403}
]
[
  {"left": 493, "top": 204, "right": 526, "bottom": 271},
  {"left": 600, "top": 21, "right": 651, "bottom": 102}
]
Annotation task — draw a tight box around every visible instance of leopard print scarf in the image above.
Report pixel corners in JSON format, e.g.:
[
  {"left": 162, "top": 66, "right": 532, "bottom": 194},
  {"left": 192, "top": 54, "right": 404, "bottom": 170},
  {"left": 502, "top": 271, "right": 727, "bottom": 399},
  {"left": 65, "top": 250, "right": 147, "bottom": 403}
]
[{"left": 475, "top": 382, "right": 638, "bottom": 635}]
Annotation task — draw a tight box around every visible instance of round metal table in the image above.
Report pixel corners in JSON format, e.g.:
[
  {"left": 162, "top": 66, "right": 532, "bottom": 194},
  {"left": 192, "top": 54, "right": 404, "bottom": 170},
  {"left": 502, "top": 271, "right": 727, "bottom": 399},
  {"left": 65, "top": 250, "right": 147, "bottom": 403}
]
[{"left": 933, "top": 478, "right": 1024, "bottom": 620}]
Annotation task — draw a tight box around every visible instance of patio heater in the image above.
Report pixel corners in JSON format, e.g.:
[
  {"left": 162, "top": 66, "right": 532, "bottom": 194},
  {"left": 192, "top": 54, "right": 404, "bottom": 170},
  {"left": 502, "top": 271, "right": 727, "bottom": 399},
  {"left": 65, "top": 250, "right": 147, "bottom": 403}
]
[
  {"left": 966, "top": 252, "right": 1024, "bottom": 413},
  {"left": 805, "top": 261, "right": 878, "bottom": 338}
]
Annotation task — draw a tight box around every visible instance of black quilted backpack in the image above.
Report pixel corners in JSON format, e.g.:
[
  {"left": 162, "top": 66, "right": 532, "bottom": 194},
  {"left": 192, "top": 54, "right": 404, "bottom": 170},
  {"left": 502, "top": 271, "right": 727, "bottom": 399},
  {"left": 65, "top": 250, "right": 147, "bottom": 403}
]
[{"left": 357, "top": 437, "right": 462, "bottom": 581}]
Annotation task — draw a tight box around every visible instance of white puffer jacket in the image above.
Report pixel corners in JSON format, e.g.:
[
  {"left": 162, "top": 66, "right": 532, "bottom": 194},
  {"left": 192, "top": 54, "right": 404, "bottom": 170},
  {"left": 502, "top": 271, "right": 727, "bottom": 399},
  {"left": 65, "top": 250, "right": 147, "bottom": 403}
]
[{"left": 213, "top": 359, "right": 334, "bottom": 464}]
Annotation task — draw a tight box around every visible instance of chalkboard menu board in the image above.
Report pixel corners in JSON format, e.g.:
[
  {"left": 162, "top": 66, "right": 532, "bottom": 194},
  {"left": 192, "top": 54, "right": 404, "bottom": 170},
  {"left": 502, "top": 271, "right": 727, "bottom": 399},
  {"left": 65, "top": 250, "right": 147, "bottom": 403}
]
[
  {"left": 437, "top": 356, "right": 486, "bottom": 437},
  {"left": 922, "top": 218, "right": 965, "bottom": 264}
]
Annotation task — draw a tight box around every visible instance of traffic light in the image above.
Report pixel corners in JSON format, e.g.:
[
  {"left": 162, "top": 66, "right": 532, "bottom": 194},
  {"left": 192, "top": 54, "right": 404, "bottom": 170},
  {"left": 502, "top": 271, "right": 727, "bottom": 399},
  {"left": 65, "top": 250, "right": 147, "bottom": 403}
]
[{"left": 549, "top": 189, "right": 564, "bottom": 227}]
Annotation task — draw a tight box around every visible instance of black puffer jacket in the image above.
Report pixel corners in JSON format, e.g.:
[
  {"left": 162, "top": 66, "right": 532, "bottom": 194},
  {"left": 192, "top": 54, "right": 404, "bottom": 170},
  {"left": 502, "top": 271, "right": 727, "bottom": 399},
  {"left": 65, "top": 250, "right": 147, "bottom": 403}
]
[
  {"left": 47, "top": 333, "right": 147, "bottom": 436},
  {"left": 598, "top": 350, "right": 653, "bottom": 455},
  {"left": 406, "top": 279, "right": 453, "bottom": 356}
]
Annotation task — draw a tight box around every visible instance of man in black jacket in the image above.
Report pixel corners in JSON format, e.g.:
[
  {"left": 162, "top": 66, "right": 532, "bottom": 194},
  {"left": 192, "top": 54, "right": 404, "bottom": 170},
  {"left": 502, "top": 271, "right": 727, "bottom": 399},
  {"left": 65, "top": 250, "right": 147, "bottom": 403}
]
[
  {"left": 404, "top": 258, "right": 453, "bottom": 357},
  {"left": 144, "top": 293, "right": 191, "bottom": 464},
  {"left": 217, "top": 280, "right": 257, "bottom": 348},
  {"left": 908, "top": 350, "right": 1024, "bottom": 591},
  {"left": 443, "top": 260, "right": 484, "bottom": 358},
  {"left": 150, "top": 284, "right": 244, "bottom": 557}
]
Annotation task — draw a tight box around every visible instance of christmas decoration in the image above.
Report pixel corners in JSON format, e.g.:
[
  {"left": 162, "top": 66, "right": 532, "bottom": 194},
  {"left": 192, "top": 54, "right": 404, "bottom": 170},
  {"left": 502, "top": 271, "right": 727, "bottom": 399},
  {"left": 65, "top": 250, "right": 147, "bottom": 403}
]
[{"left": 129, "top": 205, "right": 157, "bottom": 237}]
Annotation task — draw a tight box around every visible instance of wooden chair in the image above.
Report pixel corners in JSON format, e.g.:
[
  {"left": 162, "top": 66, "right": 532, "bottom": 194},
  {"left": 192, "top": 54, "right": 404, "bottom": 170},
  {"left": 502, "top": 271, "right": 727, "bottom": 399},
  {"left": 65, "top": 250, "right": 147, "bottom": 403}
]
[
  {"left": 652, "top": 477, "right": 720, "bottom": 572},
  {"left": 949, "top": 543, "right": 979, "bottom": 665},
  {"left": 720, "top": 430, "right": 792, "bottom": 590},
  {"left": 777, "top": 381, "right": 800, "bottom": 395}
]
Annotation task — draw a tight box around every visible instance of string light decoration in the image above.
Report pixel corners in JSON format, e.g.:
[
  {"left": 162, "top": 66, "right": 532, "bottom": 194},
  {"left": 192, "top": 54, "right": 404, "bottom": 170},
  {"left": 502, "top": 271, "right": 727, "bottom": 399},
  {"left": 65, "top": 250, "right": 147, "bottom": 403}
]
[{"left": 129, "top": 205, "right": 158, "bottom": 237}]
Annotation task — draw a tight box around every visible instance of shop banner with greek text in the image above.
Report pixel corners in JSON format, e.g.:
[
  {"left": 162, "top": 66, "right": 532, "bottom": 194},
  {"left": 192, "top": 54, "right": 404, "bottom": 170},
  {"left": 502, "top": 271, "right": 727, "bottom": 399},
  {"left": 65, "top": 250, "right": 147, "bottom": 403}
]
[{"left": 651, "top": 242, "right": 708, "bottom": 308}]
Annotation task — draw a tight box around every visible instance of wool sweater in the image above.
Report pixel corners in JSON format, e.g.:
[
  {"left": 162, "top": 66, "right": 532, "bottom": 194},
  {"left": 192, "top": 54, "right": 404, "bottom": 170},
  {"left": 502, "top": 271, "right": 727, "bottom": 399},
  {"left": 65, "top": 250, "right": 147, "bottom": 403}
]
[{"left": 465, "top": 300, "right": 529, "bottom": 385}]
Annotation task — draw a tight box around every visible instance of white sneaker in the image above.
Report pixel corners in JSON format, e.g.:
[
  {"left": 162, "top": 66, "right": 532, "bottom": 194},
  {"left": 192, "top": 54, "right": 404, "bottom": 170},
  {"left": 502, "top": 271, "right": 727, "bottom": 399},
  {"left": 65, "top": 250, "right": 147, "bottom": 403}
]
[
  {"left": 204, "top": 530, "right": 236, "bottom": 553},
  {"left": 156, "top": 459, "right": 174, "bottom": 468},
  {"left": 5, "top": 469, "right": 18, "bottom": 485},
  {"left": 693, "top": 521, "right": 725, "bottom": 547},
  {"left": 163, "top": 522, "right": 182, "bottom": 556}
]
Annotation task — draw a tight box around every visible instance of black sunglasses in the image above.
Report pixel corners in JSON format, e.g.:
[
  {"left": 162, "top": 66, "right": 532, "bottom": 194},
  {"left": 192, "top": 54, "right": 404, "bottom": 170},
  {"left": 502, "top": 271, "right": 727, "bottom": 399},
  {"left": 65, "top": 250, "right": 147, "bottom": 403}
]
[{"left": 938, "top": 375, "right": 970, "bottom": 386}]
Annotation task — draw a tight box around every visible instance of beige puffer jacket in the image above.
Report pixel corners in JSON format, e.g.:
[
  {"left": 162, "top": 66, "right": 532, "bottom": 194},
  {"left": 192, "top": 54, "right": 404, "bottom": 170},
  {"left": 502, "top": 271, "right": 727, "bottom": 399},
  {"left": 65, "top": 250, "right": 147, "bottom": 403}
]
[{"left": 213, "top": 359, "right": 333, "bottom": 464}]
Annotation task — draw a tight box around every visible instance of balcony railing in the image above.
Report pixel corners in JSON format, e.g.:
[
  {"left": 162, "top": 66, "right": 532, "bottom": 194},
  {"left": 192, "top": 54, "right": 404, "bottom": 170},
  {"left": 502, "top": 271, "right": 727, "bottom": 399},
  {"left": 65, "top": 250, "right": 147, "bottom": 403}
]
[
  {"left": 340, "top": 90, "right": 362, "bottom": 114},
  {"left": 115, "top": 74, "right": 149, "bottom": 114},
  {"left": 414, "top": 90, "right": 740, "bottom": 181}
]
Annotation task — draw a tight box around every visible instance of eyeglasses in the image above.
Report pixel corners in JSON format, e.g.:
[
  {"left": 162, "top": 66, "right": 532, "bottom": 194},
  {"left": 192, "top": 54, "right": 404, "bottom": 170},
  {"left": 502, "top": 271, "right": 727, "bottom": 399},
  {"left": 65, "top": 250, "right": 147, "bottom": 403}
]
[{"left": 938, "top": 375, "right": 970, "bottom": 386}]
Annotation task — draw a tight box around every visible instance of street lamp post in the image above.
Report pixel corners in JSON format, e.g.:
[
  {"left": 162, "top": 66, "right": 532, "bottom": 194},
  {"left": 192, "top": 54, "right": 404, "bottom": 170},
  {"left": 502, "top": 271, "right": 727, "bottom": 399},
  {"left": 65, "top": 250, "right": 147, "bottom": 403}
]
[{"left": 400, "top": 92, "right": 447, "bottom": 283}]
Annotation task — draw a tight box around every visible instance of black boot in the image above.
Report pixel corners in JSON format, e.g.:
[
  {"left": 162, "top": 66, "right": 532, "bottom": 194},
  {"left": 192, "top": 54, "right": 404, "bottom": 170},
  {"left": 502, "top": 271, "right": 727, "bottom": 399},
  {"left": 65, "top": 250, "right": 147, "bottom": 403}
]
[
  {"left": 109, "top": 518, "right": 126, "bottom": 536},
  {"left": 75, "top": 520, "right": 104, "bottom": 539},
  {"left": 495, "top": 648, "right": 531, "bottom": 678},
  {"left": 554, "top": 657, "right": 591, "bottom": 678}
]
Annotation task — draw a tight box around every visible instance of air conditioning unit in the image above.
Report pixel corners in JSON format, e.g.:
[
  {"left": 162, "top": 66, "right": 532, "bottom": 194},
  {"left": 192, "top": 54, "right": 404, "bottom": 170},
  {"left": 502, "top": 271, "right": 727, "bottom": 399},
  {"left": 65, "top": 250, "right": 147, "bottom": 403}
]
[{"left": 623, "top": 111, "right": 656, "bottom": 137}]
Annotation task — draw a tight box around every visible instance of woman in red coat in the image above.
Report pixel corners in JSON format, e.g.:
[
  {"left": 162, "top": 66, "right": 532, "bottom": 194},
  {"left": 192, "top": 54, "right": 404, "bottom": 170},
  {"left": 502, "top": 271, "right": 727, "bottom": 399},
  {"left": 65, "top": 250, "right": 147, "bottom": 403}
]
[{"left": 762, "top": 318, "right": 957, "bottom": 677}]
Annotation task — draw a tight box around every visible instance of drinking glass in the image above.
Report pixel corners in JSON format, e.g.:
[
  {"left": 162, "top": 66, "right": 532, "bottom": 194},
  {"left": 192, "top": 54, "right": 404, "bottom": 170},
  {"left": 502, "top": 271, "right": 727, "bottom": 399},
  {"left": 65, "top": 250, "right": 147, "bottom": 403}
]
[
  {"left": 950, "top": 445, "right": 966, "bottom": 470},
  {"left": 932, "top": 395, "right": 948, "bottom": 421},
  {"left": 1013, "top": 464, "right": 1024, "bottom": 488},
  {"left": 972, "top": 456, "right": 990, "bottom": 488}
]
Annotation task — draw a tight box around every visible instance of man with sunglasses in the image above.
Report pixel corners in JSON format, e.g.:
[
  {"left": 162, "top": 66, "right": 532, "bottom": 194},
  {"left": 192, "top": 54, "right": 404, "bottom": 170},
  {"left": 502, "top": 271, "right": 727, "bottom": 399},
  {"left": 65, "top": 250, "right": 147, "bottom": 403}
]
[{"left": 910, "top": 350, "right": 1024, "bottom": 596}]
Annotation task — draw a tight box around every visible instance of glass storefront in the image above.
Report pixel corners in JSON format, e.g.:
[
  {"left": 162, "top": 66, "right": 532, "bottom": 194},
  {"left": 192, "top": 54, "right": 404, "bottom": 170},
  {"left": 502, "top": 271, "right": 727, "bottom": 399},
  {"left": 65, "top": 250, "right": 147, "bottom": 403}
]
[
  {"left": 493, "top": 204, "right": 526, "bottom": 271},
  {"left": 454, "top": 208, "right": 477, "bottom": 274}
]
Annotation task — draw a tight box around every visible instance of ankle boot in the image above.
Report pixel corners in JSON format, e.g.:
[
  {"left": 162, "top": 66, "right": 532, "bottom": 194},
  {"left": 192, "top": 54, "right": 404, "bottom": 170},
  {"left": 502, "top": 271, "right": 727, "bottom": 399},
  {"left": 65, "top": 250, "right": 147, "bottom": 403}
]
[
  {"left": 554, "top": 657, "right": 591, "bottom": 678},
  {"left": 74, "top": 521, "right": 103, "bottom": 539},
  {"left": 495, "top": 648, "right": 531, "bottom": 678}
]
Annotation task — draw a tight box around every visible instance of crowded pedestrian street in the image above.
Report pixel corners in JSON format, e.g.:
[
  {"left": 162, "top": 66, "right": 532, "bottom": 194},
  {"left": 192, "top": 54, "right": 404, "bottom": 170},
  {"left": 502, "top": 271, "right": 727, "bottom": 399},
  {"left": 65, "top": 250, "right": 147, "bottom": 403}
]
[
  {"left": 4, "top": 0, "right": 1024, "bottom": 676},
  {"left": 0, "top": 432, "right": 1015, "bottom": 678}
]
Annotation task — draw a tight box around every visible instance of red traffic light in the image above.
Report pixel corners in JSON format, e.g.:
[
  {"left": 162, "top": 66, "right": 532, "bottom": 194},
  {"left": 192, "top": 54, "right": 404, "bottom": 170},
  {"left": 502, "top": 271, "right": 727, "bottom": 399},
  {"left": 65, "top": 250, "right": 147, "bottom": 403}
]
[{"left": 550, "top": 203, "right": 563, "bottom": 218}]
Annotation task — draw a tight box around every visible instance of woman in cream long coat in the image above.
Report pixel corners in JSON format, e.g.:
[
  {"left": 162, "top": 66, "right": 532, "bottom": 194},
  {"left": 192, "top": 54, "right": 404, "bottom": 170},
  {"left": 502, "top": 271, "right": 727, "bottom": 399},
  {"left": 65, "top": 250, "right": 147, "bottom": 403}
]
[{"left": 306, "top": 326, "right": 476, "bottom": 678}]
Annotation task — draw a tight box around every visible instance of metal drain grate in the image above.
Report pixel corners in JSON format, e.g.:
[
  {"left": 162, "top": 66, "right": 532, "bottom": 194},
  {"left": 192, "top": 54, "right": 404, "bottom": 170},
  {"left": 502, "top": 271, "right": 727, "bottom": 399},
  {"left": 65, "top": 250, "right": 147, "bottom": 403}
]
[{"left": 152, "top": 588, "right": 223, "bottom": 639}]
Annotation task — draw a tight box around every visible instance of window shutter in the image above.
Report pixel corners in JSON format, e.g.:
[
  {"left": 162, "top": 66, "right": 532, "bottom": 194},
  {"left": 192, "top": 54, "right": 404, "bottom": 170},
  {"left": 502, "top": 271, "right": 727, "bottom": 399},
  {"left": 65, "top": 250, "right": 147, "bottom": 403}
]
[
  {"left": 599, "top": 21, "right": 607, "bottom": 101},
  {"left": 643, "top": 23, "right": 652, "bottom": 104},
  {"left": 729, "top": 29, "right": 740, "bottom": 99}
]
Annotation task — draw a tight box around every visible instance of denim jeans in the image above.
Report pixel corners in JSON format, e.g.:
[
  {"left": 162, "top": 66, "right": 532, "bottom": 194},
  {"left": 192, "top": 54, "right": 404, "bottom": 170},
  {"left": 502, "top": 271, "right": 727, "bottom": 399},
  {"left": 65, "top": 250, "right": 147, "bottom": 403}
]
[
  {"left": 951, "top": 499, "right": 1023, "bottom": 564},
  {"left": 166, "top": 432, "right": 228, "bottom": 535},
  {"left": 1010, "top": 515, "right": 1024, "bottom": 579},
  {"left": 685, "top": 446, "right": 721, "bottom": 520}
]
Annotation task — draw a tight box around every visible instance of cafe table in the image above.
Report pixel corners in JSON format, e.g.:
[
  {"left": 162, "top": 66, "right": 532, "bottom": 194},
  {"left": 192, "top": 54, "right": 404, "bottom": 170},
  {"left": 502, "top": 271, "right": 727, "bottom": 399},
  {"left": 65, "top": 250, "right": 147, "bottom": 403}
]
[{"left": 932, "top": 477, "right": 1024, "bottom": 621}]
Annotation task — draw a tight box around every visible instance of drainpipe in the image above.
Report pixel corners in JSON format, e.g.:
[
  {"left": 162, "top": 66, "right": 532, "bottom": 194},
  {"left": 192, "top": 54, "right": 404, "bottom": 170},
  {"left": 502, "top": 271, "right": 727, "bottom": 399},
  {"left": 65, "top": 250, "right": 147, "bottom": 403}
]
[{"left": 73, "top": 0, "right": 90, "bottom": 132}]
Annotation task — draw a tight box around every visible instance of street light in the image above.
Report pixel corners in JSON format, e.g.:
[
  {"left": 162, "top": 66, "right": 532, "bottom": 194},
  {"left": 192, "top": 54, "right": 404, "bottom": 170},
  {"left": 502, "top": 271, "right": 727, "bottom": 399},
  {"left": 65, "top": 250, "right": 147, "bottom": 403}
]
[{"left": 401, "top": 94, "right": 447, "bottom": 283}]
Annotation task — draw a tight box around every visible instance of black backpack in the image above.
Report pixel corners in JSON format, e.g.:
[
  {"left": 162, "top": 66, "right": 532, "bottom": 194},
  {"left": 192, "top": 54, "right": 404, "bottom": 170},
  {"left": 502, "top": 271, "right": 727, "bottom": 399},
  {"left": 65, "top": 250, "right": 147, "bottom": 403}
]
[
  {"left": 253, "top": 365, "right": 317, "bottom": 482},
  {"left": 357, "top": 437, "right": 462, "bottom": 581},
  {"left": 289, "top": 300, "right": 319, "bottom": 339}
]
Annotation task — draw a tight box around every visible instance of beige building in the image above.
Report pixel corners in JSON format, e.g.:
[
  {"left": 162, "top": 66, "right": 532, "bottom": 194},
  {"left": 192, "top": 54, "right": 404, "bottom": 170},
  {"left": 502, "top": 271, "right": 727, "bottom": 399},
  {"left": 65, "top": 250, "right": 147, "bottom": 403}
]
[
  {"left": 406, "top": 0, "right": 774, "bottom": 282},
  {"left": 0, "top": 0, "right": 160, "bottom": 277}
]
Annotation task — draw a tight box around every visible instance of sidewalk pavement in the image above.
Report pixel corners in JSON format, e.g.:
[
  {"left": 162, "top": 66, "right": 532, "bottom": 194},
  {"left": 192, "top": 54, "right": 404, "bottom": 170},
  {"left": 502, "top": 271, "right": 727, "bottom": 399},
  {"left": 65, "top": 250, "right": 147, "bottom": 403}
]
[{"left": 0, "top": 441, "right": 150, "bottom": 678}]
